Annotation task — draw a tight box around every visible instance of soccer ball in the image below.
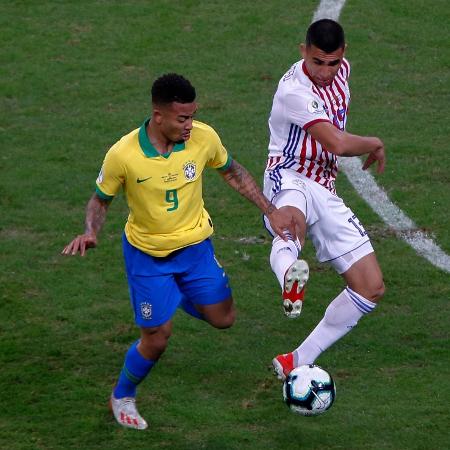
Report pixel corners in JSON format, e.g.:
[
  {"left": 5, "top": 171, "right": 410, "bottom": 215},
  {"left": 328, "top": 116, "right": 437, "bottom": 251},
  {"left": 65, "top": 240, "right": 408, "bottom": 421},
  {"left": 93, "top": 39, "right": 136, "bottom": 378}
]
[{"left": 283, "top": 364, "right": 336, "bottom": 416}]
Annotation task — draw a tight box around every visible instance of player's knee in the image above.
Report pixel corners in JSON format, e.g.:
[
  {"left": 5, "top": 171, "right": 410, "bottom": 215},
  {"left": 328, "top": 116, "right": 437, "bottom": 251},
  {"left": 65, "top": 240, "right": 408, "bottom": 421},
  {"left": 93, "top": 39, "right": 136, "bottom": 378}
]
[
  {"left": 140, "top": 326, "right": 172, "bottom": 355},
  {"left": 208, "top": 307, "right": 236, "bottom": 329},
  {"left": 222, "top": 308, "right": 236, "bottom": 328},
  {"left": 348, "top": 276, "right": 385, "bottom": 303},
  {"left": 366, "top": 278, "right": 385, "bottom": 302},
  {"left": 372, "top": 280, "right": 385, "bottom": 301},
  {"left": 143, "top": 335, "right": 170, "bottom": 356}
]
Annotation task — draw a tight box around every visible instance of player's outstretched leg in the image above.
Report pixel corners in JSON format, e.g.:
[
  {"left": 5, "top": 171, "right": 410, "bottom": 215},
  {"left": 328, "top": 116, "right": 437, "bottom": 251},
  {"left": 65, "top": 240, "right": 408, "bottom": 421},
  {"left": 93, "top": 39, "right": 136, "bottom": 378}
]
[
  {"left": 282, "top": 259, "right": 309, "bottom": 318},
  {"left": 272, "top": 284, "right": 380, "bottom": 381},
  {"left": 109, "top": 395, "right": 148, "bottom": 430}
]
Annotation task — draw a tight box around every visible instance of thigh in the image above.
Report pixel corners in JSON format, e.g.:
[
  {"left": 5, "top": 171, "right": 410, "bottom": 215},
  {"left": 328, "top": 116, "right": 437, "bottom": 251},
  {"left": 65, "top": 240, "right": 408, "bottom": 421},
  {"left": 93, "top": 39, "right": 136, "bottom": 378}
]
[
  {"left": 195, "top": 297, "right": 235, "bottom": 329},
  {"left": 123, "top": 234, "right": 182, "bottom": 327},
  {"left": 176, "top": 239, "right": 232, "bottom": 306},
  {"left": 308, "top": 188, "right": 371, "bottom": 263},
  {"left": 127, "top": 273, "right": 182, "bottom": 327}
]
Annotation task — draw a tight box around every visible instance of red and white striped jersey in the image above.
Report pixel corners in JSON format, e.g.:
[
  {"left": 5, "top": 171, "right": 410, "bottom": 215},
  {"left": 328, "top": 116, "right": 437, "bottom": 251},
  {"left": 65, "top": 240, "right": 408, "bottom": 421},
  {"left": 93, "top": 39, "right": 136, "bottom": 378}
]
[{"left": 265, "top": 58, "right": 351, "bottom": 194}]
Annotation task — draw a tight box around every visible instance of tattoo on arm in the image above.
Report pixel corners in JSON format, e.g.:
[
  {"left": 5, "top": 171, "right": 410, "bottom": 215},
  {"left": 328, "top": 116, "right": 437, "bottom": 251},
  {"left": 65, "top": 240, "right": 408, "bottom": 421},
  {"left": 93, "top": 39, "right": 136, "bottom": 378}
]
[
  {"left": 221, "top": 160, "right": 271, "bottom": 213},
  {"left": 84, "top": 193, "right": 111, "bottom": 236}
]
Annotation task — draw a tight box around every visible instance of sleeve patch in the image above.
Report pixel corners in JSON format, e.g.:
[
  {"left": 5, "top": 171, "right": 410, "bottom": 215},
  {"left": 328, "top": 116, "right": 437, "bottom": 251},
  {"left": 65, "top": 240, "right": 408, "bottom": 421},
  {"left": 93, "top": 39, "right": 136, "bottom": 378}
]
[{"left": 307, "top": 99, "right": 326, "bottom": 114}]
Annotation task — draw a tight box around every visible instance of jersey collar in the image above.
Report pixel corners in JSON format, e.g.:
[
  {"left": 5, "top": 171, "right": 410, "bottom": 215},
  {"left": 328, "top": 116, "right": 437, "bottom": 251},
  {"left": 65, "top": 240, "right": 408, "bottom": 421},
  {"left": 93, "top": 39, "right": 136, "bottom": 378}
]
[
  {"left": 301, "top": 60, "right": 316, "bottom": 85},
  {"left": 138, "top": 118, "right": 186, "bottom": 158}
]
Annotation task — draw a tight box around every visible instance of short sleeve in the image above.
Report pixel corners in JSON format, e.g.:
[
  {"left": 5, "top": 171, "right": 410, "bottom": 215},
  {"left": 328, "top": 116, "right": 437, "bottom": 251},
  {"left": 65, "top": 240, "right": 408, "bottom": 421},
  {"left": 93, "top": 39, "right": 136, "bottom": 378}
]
[
  {"left": 206, "top": 128, "right": 232, "bottom": 171},
  {"left": 95, "top": 144, "right": 125, "bottom": 199},
  {"left": 284, "top": 90, "right": 331, "bottom": 130}
]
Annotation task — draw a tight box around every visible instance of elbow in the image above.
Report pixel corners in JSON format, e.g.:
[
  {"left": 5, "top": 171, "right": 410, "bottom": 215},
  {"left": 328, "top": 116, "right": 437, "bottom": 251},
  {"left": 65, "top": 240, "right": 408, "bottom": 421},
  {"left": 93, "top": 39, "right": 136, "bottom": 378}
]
[{"left": 326, "top": 136, "right": 346, "bottom": 156}]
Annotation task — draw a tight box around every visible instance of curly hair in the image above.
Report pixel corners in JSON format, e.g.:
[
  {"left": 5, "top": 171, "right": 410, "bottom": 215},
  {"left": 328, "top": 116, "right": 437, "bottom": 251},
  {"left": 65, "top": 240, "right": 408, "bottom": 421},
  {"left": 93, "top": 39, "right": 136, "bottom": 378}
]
[{"left": 151, "top": 73, "right": 196, "bottom": 105}]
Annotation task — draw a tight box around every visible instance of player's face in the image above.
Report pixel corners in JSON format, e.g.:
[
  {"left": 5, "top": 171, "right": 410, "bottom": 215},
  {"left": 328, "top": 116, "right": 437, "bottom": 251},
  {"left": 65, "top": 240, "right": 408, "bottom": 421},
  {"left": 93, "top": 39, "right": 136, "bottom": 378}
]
[
  {"left": 300, "top": 44, "right": 346, "bottom": 87},
  {"left": 157, "top": 101, "right": 197, "bottom": 144}
]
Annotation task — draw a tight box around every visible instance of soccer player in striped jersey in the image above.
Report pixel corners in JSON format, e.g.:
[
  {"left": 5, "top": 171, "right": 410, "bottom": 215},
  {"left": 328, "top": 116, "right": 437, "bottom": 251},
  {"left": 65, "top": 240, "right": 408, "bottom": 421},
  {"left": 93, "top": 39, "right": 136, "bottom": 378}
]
[
  {"left": 62, "top": 73, "right": 295, "bottom": 430},
  {"left": 262, "top": 20, "right": 386, "bottom": 380}
]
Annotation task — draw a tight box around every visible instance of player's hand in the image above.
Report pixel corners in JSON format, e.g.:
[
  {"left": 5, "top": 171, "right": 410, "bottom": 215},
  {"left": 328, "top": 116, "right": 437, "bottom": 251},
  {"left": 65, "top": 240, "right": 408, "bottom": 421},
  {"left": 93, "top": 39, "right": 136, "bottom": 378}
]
[
  {"left": 362, "top": 142, "right": 385, "bottom": 174},
  {"left": 62, "top": 233, "right": 97, "bottom": 256},
  {"left": 265, "top": 205, "right": 297, "bottom": 241}
]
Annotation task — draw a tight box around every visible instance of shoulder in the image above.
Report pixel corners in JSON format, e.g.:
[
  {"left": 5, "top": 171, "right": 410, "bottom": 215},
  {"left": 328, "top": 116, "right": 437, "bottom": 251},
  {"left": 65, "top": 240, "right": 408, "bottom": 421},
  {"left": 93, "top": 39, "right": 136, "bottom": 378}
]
[
  {"left": 277, "top": 61, "right": 316, "bottom": 101},
  {"left": 282, "top": 69, "right": 320, "bottom": 112},
  {"left": 115, "top": 126, "right": 140, "bottom": 151},
  {"left": 294, "top": 60, "right": 315, "bottom": 90},
  {"left": 192, "top": 120, "right": 217, "bottom": 134},
  {"left": 191, "top": 120, "right": 222, "bottom": 143},
  {"left": 105, "top": 127, "right": 140, "bottom": 161}
]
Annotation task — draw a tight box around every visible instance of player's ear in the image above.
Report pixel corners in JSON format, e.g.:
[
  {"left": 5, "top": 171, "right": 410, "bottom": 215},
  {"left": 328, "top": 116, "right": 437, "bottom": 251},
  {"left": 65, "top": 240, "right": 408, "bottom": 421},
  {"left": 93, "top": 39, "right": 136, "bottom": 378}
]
[
  {"left": 152, "top": 108, "right": 163, "bottom": 125},
  {"left": 300, "top": 43, "right": 307, "bottom": 59},
  {"left": 343, "top": 43, "right": 347, "bottom": 56}
]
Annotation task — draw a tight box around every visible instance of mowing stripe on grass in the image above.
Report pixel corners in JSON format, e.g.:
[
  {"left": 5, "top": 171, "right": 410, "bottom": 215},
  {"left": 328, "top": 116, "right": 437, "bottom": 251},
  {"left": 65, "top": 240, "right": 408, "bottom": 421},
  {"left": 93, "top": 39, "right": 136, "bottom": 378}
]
[{"left": 313, "top": 0, "right": 450, "bottom": 273}]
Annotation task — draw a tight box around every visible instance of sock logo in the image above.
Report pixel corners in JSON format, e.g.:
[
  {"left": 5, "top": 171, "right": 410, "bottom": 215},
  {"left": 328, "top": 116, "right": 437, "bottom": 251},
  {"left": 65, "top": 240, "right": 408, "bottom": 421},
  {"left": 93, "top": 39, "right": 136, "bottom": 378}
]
[
  {"left": 277, "top": 247, "right": 293, "bottom": 254},
  {"left": 140, "top": 302, "right": 152, "bottom": 320}
]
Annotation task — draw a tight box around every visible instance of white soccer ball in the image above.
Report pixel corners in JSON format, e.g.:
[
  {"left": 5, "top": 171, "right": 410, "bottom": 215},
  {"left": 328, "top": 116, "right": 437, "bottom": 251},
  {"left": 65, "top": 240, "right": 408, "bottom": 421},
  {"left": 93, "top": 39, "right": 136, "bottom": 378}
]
[{"left": 283, "top": 364, "right": 336, "bottom": 416}]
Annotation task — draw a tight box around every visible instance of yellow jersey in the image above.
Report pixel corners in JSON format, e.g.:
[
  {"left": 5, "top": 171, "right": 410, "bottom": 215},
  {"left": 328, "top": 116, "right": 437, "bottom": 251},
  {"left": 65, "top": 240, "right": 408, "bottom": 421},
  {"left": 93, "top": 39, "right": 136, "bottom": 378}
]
[{"left": 96, "top": 118, "right": 232, "bottom": 257}]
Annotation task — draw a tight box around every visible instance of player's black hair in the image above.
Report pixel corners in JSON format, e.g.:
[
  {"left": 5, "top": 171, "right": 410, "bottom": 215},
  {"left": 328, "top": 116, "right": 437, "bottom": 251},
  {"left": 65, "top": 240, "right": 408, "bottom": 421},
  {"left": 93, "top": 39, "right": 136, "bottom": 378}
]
[
  {"left": 151, "top": 73, "right": 196, "bottom": 104},
  {"left": 306, "top": 19, "right": 345, "bottom": 53}
]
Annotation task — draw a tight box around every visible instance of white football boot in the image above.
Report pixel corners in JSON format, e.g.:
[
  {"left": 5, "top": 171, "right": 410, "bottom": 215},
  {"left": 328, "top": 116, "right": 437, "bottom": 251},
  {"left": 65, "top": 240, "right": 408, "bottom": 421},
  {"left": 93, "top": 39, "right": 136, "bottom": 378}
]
[
  {"left": 282, "top": 259, "right": 309, "bottom": 318},
  {"left": 110, "top": 395, "right": 148, "bottom": 430}
]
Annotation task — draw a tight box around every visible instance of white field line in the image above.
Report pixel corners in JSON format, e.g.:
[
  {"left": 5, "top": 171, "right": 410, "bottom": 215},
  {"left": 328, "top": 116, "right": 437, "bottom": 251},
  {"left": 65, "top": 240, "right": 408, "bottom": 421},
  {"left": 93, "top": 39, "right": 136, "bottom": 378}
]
[
  {"left": 312, "top": 0, "right": 450, "bottom": 273},
  {"left": 312, "top": 0, "right": 347, "bottom": 21},
  {"left": 339, "top": 157, "right": 450, "bottom": 273}
]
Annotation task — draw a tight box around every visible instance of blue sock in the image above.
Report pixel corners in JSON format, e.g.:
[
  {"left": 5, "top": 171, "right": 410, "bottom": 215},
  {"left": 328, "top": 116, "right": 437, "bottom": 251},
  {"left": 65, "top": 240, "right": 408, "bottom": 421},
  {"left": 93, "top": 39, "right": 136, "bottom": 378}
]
[
  {"left": 113, "top": 340, "right": 155, "bottom": 399},
  {"left": 179, "top": 296, "right": 204, "bottom": 320}
]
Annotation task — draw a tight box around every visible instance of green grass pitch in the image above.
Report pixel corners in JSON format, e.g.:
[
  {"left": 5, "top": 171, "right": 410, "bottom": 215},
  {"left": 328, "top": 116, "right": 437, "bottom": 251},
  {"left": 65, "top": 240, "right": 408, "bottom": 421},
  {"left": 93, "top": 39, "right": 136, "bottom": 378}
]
[{"left": 1, "top": 1, "right": 449, "bottom": 449}]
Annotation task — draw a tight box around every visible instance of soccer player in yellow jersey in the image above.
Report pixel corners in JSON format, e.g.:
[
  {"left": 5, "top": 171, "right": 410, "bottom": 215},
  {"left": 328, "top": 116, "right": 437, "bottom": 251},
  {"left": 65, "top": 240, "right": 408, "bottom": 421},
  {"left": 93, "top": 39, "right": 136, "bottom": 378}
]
[{"left": 62, "top": 73, "right": 296, "bottom": 430}]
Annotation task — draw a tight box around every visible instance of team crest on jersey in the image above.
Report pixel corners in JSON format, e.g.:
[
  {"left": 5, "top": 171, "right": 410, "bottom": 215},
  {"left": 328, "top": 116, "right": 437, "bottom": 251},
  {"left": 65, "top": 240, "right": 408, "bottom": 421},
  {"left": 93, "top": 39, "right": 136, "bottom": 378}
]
[
  {"left": 140, "top": 302, "right": 152, "bottom": 320},
  {"left": 96, "top": 166, "right": 104, "bottom": 184},
  {"left": 307, "top": 99, "right": 325, "bottom": 114},
  {"left": 183, "top": 161, "right": 197, "bottom": 181}
]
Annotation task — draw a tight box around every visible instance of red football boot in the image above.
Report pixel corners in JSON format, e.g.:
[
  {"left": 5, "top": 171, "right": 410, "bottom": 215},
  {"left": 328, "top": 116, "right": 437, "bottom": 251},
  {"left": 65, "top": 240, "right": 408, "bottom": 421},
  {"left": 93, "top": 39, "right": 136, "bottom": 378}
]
[{"left": 272, "top": 353, "right": 295, "bottom": 381}]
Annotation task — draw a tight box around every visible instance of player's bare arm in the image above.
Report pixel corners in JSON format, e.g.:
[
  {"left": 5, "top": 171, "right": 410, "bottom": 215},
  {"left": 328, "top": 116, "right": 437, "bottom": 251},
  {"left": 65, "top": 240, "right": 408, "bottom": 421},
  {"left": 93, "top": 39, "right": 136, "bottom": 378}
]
[
  {"left": 308, "top": 121, "right": 386, "bottom": 173},
  {"left": 62, "top": 193, "right": 111, "bottom": 256},
  {"left": 220, "top": 160, "right": 297, "bottom": 240}
]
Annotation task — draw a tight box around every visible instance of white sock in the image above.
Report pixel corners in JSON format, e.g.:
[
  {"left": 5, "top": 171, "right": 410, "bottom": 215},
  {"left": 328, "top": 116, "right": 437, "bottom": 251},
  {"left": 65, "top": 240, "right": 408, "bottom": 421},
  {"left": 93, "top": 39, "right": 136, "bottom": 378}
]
[
  {"left": 293, "top": 287, "right": 376, "bottom": 366},
  {"left": 270, "top": 234, "right": 301, "bottom": 288}
]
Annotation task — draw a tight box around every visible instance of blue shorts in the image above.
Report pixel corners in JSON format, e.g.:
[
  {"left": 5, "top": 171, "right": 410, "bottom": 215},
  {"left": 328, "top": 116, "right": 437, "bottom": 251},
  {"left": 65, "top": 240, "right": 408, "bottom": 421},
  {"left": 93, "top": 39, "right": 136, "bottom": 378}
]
[{"left": 122, "top": 234, "right": 232, "bottom": 327}]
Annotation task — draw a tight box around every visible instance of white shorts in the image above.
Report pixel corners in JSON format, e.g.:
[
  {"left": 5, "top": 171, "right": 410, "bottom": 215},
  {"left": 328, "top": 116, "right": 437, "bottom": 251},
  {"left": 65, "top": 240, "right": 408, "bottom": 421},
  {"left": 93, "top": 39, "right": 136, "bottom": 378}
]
[{"left": 263, "top": 169, "right": 373, "bottom": 274}]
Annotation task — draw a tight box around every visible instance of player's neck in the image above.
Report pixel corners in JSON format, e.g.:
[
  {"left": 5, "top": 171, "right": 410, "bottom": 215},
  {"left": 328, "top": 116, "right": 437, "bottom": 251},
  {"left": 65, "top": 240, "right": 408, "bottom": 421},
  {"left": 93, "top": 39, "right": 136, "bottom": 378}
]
[{"left": 146, "top": 121, "right": 173, "bottom": 154}]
